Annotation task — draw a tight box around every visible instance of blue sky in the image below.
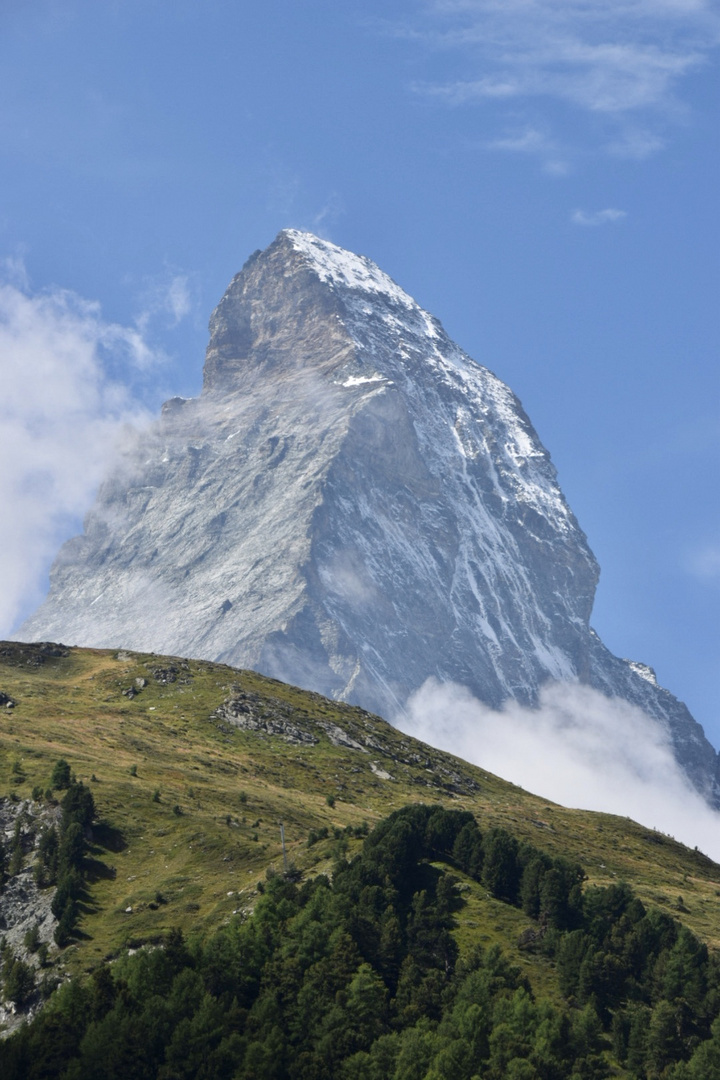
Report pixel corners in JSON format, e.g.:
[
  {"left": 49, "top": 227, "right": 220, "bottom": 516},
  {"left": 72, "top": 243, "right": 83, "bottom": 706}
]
[{"left": 2, "top": 0, "right": 719, "bottom": 742}]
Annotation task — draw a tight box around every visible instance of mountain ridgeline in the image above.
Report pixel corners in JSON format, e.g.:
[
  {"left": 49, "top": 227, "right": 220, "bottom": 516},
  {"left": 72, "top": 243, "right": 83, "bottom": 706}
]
[{"left": 19, "top": 230, "right": 719, "bottom": 803}]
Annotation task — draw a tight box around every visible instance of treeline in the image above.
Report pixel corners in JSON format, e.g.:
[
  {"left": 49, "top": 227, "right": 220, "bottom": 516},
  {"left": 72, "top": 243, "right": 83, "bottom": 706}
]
[
  {"left": 42, "top": 763, "right": 96, "bottom": 947},
  {"left": 2, "top": 804, "right": 720, "bottom": 1078},
  {"left": 14, "top": 758, "right": 98, "bottom": 950},
  {"left": 1, "top": 761, "right": 96, "bottom": 1010}
]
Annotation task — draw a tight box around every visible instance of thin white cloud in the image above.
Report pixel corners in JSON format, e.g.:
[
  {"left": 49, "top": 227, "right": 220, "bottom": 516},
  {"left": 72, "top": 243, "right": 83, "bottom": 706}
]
[
  {"left": 685, "top": 543, "right": 720, "bottom": 582},
  {"left": 162, "top": 275, "right": 193, "bottom": 325},
  {"left": 571, "top": 207, "right": 627, "bottom": 224},
  {"left": 485, "top": 126, "right": 571, "bottom": 172},
  {"left": 311, "top": 192, "right": 345, "bottom": 238},
  {"left": 605, "top": 127, "right": 667, "bottom": 156},
  {"left": 399, "top": 678, "right": 720, "bottom": 860},
  {"left": 487, "top": 127, "right": 552, "bottom": 152},
  {"left": 132, "top": 268, "right": 197, "bottom": 340},
  {"left": 389, "top": 0, "right": 720, "bottom": 158},
  {"left": 0, "top": 273, "right": 157, "bottom": 636}
]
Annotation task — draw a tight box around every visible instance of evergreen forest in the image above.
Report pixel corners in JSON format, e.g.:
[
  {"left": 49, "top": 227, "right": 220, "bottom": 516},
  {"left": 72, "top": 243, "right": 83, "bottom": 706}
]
[{"left": 3, "top": 803, "right": 720, "bottom": 1080}]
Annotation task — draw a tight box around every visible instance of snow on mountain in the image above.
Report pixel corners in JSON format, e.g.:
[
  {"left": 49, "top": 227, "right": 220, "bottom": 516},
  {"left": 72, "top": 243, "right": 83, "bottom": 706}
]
[{"left": 19, "top": 230, "right": 720, "bottom": 804}]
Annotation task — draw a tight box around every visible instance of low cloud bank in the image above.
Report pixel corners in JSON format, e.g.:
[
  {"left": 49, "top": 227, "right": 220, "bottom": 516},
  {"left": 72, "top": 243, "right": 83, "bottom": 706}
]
[
  {"left": 0, "top": 276, "right": 159, "bottom": 635},
  {"left": 399, "top": 679, "right": 720, "bottom": 862}
]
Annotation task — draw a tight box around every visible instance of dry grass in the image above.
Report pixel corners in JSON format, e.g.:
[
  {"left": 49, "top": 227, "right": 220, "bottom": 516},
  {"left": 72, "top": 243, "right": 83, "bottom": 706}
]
[{"left": 2, "top": 641, "right": 719, "bottom": 991}]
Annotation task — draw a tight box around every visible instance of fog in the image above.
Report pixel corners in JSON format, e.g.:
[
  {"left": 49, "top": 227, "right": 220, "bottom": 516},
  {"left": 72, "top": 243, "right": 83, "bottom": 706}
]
[
  {"left": 0, "top": 275, "right": 157, "bottom": 634},
  {"left": 399, "top": 678, "right": 720, "bottom": 862}
]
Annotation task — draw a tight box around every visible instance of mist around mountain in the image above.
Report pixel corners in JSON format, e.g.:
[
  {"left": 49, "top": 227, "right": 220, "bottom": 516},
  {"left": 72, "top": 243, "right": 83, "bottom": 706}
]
[
  {"left": 401, "top": 679, "right": 720, "bottom": 859},
  {"left": 18, "top": 230, "right": 719, "bottom": 815}
]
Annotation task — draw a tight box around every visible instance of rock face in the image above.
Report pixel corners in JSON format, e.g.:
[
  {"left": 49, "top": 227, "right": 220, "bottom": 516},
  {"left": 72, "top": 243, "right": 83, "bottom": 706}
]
[{"left": 19, "top": 230, "right": 719, "bottom": 803}]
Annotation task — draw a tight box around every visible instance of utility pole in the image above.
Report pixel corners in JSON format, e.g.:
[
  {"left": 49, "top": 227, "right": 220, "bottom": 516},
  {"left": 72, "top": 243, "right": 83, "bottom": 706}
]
[{"left": 280, "top": 822, "right": 288, "bottom": 875}]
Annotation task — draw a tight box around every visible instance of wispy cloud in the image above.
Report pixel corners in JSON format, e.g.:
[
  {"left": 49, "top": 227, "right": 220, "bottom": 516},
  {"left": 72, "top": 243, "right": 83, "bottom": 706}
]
[
  {"left": 605, "top": 126, "right": 666, "bottom": 157},
  {"left": 685, "top": 543, "right": 720, "bottom": 583},
  {"left": 131, "top": 268, "right": 198, "bottom": 344},
  {"left": 485, "top": 126, "right": 571, "bottom": 172},
  {"left": 311, "top": 192, "right": 345, "bottom": 238},
  {"left": 262, "top": 160, "right": 345, "bottom": 241},
  {"left": 390, "top": 0, "right": 720, "bottom": 159},
  {"left": 571, "top": 207, "right": 627, "bottom": 224},
  {"left": 399, "top": 678, "right": 720, "bottom": 860},
  {"left": 0, "top": 271, "right": 159, "bottom": 636},
  {"left": 487, "top": 128, "right": 552, "bottom": 152}
]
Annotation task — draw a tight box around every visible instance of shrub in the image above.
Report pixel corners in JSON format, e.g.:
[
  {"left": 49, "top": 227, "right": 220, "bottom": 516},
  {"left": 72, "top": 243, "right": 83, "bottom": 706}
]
[
  {"left": 35, "top": 825, "right": 59, "bottom": 886},
  {"left": 59, "top": 821, "right": 85, "bottom": 873},
  {"left": 23, "top": 924, "right": 40, "bottom": 953},
  {"left": 54, "top": 901, "right": 77, "bottom": 948},
  {"left": 50, "top": 759, "right": 72, "bottom": 790},
  {"left": 3, "top": 955, "right": 35, "bottom": 1006},
  {"left": 8, "top": 844, "right": 23, "bottom": 877},
  {"left": 60, "top": 781, "right": 95, "bottom": 830}
]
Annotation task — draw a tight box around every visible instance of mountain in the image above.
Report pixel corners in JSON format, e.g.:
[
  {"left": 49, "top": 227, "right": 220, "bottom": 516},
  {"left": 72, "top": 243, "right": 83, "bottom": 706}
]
[{"left": 18, "top": 230, "right": 719, "bottom": 803}]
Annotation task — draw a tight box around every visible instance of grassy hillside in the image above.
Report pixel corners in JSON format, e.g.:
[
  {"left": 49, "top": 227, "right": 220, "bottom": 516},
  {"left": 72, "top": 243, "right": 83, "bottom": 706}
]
[{"left": 2, "top": 638, "right": 719, "bottom": 993}]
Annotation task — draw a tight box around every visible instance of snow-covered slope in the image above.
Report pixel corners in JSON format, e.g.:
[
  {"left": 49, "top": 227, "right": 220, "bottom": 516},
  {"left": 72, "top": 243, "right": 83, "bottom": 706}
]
[{"left": 20, "top": 230, "right": 719, "bottom": 803}]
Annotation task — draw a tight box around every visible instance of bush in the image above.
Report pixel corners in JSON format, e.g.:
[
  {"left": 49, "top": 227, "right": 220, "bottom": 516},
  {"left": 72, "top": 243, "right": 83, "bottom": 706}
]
[
  {"left": 59, "top": 821, "right": 85, "bottom": 873},
  {"left": 8, "top": 844, "right": 23, "bottom": 877},
  {"left": 23, "top": 924, "right": 40, "bottom": 953},
  {"left": 482, "top": 829, "right": 521, "bottom": 903},
  {"left": 51, "top": 868, "right": 83, "bottom": 920},
  {"left": 3, "top": 955, "right": 35, "bottom": 1006},
  {"left": 51, "top": 759, "right": 72, "bottom": 790},
  {"left": 54, "top": 903, "right": 76, "bottom": 948},
  {"left": 61, "top": 781, "right": 95, "bottom": 831},
  {"left": 35, "top": 825, "right": 59, "bottom": 886}
]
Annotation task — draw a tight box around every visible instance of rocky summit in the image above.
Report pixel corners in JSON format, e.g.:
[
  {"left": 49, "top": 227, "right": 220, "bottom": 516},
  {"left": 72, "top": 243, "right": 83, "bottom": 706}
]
[{"left": 19, "top": 230, "right": 719, "bottom": 803}]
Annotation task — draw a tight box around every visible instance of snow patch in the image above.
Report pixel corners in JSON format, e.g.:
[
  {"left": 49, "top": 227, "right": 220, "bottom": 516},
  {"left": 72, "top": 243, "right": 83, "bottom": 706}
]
[
  {"left": 342, "top": 374, "right": 385, "bottom": 387},
  {"left": 626, "top": 661, "right": 659, "bottom": 686},
  {"left": 284, "top": 230, "right": 415, "bottom": 309}
]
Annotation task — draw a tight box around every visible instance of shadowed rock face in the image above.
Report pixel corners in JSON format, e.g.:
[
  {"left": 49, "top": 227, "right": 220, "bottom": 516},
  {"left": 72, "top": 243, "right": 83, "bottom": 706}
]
[{"left": 19, "top": 230, "right": 719, "bottom": 804}]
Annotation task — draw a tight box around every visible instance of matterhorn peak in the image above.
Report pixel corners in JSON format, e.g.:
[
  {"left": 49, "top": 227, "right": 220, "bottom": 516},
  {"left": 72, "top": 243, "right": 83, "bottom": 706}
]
[
  {"left": 201, "top": 229, "right": 441, "bottom": 396},
  {"left": 19, "top": 231, "right": 720, "bottom": 805},
  {"left": 282, "top": 229, "right": 417, "bottom": 305}
]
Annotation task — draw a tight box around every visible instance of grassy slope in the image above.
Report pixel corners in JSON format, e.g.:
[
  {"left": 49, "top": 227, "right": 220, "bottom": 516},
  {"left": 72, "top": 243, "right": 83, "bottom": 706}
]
[{"left": 2, "top": 641, "right": 719, "bottom": 993}]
